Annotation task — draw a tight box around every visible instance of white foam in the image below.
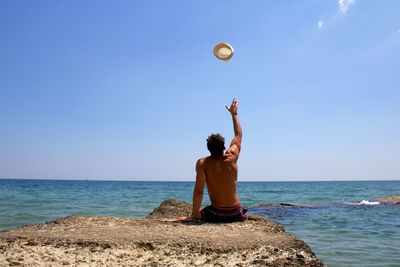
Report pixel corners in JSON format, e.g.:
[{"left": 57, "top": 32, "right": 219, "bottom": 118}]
[{"left": 357, "top": 200, "right": 380, "bottom": 206}]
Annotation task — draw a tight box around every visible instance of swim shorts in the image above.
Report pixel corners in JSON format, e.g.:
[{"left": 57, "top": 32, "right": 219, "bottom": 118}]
[{"left": 201, "top": 204, "right": 248, "bottom": 223}]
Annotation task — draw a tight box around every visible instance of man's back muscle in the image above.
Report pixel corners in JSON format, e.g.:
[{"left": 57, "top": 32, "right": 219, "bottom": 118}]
[{"left": 203, "top": 153, "right": 240, "bottom": 208}]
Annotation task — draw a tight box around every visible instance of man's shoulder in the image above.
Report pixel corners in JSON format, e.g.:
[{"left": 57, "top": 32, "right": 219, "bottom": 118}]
[
  {"left": 196, "top": 157, "right": 207, "bottom": 166},
  {"left": 195, "top": 157, "right": 207, "bottom": 172}
]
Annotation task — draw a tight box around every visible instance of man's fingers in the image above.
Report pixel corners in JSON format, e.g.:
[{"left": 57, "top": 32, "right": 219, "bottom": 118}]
[
  {"left": 175, "top": 217, "right": 184, "bottom": 222},
  {"left": 175, "top": 217, "right": 192, "bottom": 222},
  {"left": 227, "top": 99, "right": 238, "bottom": 111}
]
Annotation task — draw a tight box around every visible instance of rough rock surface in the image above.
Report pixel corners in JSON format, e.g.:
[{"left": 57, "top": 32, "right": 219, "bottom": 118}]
[
  {"left": 0, "top": 199, "right": 325, "bottom": 266},
  {"left": 373, "top": 195, "right": 400, "bottom": 204},
  {"left": 146, "top": 199, "right": 192, "bottom": 219}
]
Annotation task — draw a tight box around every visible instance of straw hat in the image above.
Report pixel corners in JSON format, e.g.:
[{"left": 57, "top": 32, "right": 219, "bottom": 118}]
[{"left": 213, "top": 43, "right": 234, "bottom": 61}]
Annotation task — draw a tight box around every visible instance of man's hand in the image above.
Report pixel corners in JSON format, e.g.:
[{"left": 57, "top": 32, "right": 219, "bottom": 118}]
[
  {"left": 225, "top": 98, "right": 238, "bottom": 115},
  {"left": 175, "top": 210, "right": 202, "bottom": 222},
  {"left": 175, "top": 216, "right": 197, "bottom": 222}
]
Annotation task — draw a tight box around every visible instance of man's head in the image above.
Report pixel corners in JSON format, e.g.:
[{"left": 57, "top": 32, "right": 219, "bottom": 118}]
[{"left": 207, "top": 133, "right": 226, "bottom": 157}]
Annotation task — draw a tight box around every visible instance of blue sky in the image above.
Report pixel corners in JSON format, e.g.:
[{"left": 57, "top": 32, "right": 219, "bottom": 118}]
[{"left": 0, "top": 1, "right": 399, "bottom": 181}]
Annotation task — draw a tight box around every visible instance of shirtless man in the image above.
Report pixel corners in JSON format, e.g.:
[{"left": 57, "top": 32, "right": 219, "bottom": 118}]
[{"left": 177, "top": 98, "right": 247, "bottom": 222}]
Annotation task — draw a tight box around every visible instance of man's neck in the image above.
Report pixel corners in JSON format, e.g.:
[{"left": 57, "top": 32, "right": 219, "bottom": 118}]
[{"left": 209, "top": 154, "right": 224, "bottom": 160}]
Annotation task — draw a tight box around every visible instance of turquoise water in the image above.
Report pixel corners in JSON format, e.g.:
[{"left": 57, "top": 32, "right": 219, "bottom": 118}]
[{"left": 0, "top": 179, "right": 399, "bottom": 266}]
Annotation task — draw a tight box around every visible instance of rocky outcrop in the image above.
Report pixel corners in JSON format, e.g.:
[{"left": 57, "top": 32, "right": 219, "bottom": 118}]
[
  {"left": 146, "top": 199, "right": 192, "bottom": 219},
  {"left": 0, "top": 200, "right": 325, "bottom": 266},
  {"left": 373, "top": 196, "right": 400, "bottom": 204},
  {"left": 254, "top": 202, "right": 311, "bottom": 208},
  {"left": 280, "top": 202, "right": 311, "bottom": 208}
]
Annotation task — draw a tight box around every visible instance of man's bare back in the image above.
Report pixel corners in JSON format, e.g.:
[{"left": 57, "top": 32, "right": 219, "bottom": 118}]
[
  {"left": 198, "top": 148, "right": 240, "bottom": 208},
  {"left": 177, "top": 98, "right": 244, "bottom": 222}
]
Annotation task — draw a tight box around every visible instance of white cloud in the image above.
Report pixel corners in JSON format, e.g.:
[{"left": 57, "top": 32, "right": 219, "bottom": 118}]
[
  {"left": 338, "top": 0, "right": 355, "bottom": 14},
  {"left": 318, "top": 20, "right": 324, "bottom": 30}
]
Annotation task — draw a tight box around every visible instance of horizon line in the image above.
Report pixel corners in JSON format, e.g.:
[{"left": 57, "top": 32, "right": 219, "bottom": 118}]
[{"left": 1, "top": 178, "right": 399, "bottom": 182}]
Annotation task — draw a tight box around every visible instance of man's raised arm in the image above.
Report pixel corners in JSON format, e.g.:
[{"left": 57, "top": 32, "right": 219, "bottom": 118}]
[{"left": 225, "top": 98, "right": 242, "bottom": 156}]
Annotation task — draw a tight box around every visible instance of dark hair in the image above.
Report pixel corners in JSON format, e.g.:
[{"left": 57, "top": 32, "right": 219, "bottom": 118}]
[{"left": 207, "top": 133, "right": 225, "bottom": 156}]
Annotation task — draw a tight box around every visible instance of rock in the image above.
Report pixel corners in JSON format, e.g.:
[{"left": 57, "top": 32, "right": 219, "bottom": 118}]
[
  {"left": 146, "top": 199, "right": 192, "bottom": 219},
  {"left": 372, "top": 196, "right": 400, "bottom": 204},
  {"left": 192, "top": 257, "right": 206, "bottom": 265},
  {"left": 0, "top": 200, "right": 325, "bottom": 266},
  {"left": 253, "top": 203, "right": 311, "bottom": 208},
  {"left": 9, "top": 261, "right": 23, "bottom": 266},
  {"left": 90, "top": 246, "right": 103, "bottom": 252},
  {"left": 280, "top": 202, "right": 310, "bottom": 207}
]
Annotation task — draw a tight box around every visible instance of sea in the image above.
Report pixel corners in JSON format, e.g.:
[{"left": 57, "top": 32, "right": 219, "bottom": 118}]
[{"left": 0, "top": 179, "right": 399, "bottom": 267}]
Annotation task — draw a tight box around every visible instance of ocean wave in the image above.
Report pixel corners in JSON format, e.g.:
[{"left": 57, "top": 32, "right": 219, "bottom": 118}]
[
  {"left": 358, "top": 200, "right": 380, "bottom": 205},
  {"left": 357, "top": 200, "right": 381, "bottom": 206},
  {"left": 343, "top": 200, "right": 381, "bottom": 206}
]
